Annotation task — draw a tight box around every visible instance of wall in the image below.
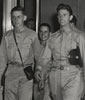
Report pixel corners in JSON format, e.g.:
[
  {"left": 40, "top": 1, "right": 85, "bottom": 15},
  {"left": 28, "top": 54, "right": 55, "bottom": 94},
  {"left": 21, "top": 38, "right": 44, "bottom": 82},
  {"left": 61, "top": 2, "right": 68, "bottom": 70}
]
[{"left": 24, "top": 0, "right": 36, "bottom": 21}]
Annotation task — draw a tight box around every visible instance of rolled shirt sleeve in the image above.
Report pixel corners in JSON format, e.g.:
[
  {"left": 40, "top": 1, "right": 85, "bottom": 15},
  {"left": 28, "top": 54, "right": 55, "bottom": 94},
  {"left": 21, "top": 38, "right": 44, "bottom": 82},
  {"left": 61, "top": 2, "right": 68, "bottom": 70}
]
[
  {"left": 79, "top": 34, "right": 85, "bottom": 80},
  {"left": 0, "top": 37, "right": 7, "bottom": 86},
  {"left": 0, "top": 37, "right": 8, "bottom": 100}
]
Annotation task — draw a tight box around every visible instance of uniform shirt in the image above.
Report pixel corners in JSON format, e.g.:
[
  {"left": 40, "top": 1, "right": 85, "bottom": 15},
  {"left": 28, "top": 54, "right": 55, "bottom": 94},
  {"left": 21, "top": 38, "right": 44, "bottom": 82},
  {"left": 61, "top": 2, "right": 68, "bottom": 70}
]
[
  {"left": 49, "top": 30, "right": 85, "bottom": 74},
  {"left": 0, "top": 26, "right": 37, "bottom": 83},
  {"left": 34, "top": 39, "right": 52, "bottom": 75}
]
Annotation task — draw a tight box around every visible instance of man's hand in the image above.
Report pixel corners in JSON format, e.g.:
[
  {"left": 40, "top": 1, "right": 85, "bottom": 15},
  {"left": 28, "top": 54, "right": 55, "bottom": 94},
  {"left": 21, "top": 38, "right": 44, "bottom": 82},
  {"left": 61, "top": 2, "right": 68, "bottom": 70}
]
[
  {"left": 38, "top": 80, "right": 44, "bottom": 90},
  {"left": 35, "top": 70, "right": 44, "bottom": 82}
]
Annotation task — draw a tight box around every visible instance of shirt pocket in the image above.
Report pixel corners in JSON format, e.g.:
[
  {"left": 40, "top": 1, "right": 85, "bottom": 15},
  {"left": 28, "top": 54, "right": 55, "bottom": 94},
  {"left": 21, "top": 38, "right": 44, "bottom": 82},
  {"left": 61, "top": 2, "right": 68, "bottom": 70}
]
[{"left": 20, "top": 39, "right": 32, "bottom": 58}]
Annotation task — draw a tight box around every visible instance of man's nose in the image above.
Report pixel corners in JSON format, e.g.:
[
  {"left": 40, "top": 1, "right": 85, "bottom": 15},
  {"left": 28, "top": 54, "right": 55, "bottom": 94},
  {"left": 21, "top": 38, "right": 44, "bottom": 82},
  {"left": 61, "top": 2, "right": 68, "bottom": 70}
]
[
  {"left": 59, "top": 16, "right": 63, "bottom": 20},
  {"left": 14, "top": 17, "right": 18, "bottom": 21}
]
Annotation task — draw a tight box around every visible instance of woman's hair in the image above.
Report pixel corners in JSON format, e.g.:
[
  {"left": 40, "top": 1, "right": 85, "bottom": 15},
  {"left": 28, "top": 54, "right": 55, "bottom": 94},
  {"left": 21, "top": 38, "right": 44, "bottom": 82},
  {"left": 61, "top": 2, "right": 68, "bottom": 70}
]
[
  {"left": 70, "top": 15, "right": 77, "bottom": 26},
  {"left": 38, "top": 23, "right": 51, "bottom": 41},
  {"left": 56, "top": 3, "right": 73, "bottom": 15},
  {"left": 39, "top": 23, "right": 51, "bottom": 32}
]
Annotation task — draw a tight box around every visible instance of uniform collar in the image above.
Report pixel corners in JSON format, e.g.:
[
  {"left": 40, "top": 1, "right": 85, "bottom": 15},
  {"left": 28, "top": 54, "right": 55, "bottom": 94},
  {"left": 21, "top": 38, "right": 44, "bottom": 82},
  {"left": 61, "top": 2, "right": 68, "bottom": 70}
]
[{"left": 14, "top": 26, "right": 26, "bottom": 33}]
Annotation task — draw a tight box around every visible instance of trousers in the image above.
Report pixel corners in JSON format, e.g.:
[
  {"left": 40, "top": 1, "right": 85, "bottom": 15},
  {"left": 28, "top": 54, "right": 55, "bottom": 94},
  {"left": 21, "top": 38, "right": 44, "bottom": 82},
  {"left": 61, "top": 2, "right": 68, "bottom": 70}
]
[
  {"left": 4, "top": 65, "right": 33, "bottom": 100},
  {"left": 48, "top": 65, "right": 84, "bottom": 100},
  {"left": 34, "top": 81, "right": 51, "bottom": 100}
]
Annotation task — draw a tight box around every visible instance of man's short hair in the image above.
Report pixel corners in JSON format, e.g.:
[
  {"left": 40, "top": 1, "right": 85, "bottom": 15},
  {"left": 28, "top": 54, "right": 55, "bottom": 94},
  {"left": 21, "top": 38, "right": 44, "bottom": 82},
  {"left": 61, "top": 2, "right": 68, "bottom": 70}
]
[
  {"left": 56, "top": 3, "right": 73, "bottom": 15},
  {"left": 11, "top": 6, "right": 25, "bottom": 15}
]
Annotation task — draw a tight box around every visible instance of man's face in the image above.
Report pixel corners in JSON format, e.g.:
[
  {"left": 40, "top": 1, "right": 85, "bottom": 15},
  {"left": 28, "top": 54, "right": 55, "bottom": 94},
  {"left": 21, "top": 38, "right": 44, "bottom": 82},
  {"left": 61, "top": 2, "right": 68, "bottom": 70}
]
[
  {"left": 39, "top": 26, "right": 50, "bottom": 41},
  {"left": 57, "top": 9, "right": 71, "bottom": 26},
  {"left": 28, "top": 21, "right": 35, "bottom": 30},
  {"left": 11, "top": 11, "right": 24, "bottom": 28}
]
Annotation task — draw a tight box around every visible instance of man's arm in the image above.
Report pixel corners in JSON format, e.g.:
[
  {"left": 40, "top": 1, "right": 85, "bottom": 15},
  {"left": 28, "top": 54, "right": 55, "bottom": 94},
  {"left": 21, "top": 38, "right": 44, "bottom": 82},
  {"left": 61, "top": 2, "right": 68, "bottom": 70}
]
[
  {"left": 0, "top": 37, "right": 8, "bottom": 100},
  {"left": 79, "top": 34, "right": 85, "bottom": 98},
  {"left": 0, "top": 37, "right": 8, "bottom": 86}
]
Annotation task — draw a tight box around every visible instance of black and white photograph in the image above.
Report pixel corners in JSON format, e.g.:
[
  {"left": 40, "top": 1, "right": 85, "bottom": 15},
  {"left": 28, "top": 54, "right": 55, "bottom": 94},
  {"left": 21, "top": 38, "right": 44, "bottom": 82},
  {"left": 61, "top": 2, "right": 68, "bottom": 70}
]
[{"left": 0, "top": 0, "right": 85, "bottom": 100}]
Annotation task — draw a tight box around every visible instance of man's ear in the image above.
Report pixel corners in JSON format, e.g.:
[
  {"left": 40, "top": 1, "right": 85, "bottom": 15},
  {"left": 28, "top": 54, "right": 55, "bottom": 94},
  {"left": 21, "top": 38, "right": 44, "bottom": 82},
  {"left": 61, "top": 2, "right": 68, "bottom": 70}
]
[
  {"left": 24, "top": 15, "right": 27, "bottom": 21},
  {"left": 70, "top": 15, "right": 73, "bottom": 21}
]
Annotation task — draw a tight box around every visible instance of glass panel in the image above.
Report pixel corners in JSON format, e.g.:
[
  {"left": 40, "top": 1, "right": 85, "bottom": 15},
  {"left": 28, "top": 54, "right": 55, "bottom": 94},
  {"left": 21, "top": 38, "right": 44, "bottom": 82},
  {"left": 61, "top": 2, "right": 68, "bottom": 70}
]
[
  {"left": 3, "top": 0, "right": 17, "bottom": 34},
  {"left": 0, "top": 0, "right": 3, "bottom": 42},
  {"left": 24, "top": 0, "right": 40, "bottom": 33}
]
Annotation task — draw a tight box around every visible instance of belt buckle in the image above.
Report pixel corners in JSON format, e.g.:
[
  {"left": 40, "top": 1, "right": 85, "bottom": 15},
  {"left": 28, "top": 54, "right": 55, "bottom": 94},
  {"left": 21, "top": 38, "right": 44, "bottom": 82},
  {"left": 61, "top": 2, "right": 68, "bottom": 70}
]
[{"left": 59, "top": 65, "right": 64, "bottom": 70}]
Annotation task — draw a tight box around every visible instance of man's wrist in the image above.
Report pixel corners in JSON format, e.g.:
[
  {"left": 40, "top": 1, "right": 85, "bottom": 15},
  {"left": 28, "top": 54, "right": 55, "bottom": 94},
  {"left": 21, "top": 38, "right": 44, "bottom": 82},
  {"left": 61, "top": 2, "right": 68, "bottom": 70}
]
[{"left": 35, "top": 65, "right": 42, "bottom": 72}]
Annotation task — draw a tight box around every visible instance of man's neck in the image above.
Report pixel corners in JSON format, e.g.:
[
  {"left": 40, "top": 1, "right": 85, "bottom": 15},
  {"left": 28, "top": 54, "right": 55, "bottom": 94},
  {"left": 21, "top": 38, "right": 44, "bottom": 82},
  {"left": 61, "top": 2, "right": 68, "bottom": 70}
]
[
  {"left": 61, "top": 24, "right": 73, "bottom": 35},
  {"left": 14, "top": 25, "right": 25, "bottom": 33}
]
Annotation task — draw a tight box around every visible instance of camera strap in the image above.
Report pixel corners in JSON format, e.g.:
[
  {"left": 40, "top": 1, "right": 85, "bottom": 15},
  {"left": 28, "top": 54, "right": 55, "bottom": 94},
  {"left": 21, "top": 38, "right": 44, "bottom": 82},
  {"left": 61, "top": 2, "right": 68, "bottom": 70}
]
[{"left": 13, "top": 30, "right": 24, "bottom": 68}]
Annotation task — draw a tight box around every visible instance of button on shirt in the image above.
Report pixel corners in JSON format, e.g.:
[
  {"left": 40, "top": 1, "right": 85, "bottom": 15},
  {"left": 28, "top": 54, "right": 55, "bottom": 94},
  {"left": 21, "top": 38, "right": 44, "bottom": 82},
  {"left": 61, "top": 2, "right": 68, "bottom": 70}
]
[
  {"left": 0, "top": 26, "right": 37, "bottom": 80},
  {"left": 49, "top": 30, "right": 85, "bottom": 68},
  {"left": 5, "top": 27, "right": 36, "bottom": 65}
]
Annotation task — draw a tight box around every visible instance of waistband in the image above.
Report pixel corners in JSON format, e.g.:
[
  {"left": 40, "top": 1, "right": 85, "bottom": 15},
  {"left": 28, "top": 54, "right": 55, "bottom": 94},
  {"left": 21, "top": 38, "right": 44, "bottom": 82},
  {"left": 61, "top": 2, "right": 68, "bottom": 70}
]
[
  {"left": 8, "top": 62, "right": 32, "bottom": 68},
  {"left": 50, "top": 65, "right": 82, "bottom": 71}
]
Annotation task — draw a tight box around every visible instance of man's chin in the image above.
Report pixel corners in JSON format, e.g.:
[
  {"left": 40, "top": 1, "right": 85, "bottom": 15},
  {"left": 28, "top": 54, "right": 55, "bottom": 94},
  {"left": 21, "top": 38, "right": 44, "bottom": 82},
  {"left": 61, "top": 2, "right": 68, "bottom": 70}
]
[{"left": 42, "top": 38, "right": 48, "bottom": 41}]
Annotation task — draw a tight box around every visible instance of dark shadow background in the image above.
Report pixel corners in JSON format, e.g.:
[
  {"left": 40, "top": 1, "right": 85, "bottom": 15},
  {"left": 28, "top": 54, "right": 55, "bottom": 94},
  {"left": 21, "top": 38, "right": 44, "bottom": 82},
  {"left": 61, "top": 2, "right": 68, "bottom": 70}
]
[{"left": 51, "top": 13, "right": 60, "bottom": 32}]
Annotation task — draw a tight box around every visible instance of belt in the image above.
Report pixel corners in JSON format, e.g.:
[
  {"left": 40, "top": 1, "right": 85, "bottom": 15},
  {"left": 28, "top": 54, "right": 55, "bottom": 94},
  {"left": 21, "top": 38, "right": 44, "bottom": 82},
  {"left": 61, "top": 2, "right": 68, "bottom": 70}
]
[
  {"left": 51, "top": 65, "right": 65, "bottom": 70},
  {"left": 57, "top": 65, "right": 70, "bottom": 71},
  {"left": 8, "top": 62, "right": 30, "bottom": 67},
  {"left": 57, "top": 65, "right": 64, "bottom": 70},
  {"left": 8, "top": 62, "right": 22, "bottom": 66},
  {"left": 50, "top": 65, "right": 80, "bottom": 71}
]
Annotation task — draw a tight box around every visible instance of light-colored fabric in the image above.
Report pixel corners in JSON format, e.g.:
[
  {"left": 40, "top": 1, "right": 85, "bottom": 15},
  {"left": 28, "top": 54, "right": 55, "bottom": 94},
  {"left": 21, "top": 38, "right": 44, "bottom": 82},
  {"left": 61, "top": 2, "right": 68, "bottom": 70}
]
[
  {"left": 49, "top": 66, "right": 84, "bottom": 100},
  {"left": 34, "top": 40, "right": 52, "bottom": 100},
  {"left": 5, "top": 27, "right": 36, "bottom": 66},
  {"left": 48, "top": 30, "right": 85, "bottom": 100},
  {"left": 5, "top": 75, "right": 33, "bottom": 100},
  {"left": 36, "top": 41, "right": 52, "bottom": 75},
  {"left": 43, "top": 81, "right": 51, "bottom": 100},
  {"left": 0, "top": 38, "right": 8, "bottom": 100},
  {"left": 0, "top": 26, "right": 37, "bottom": 100},
  {"left": 0, "top": 86, "right": 3, "bottom": 100},
  {"left": 49, "top": 69, "right": 63, "bottom": 100}
]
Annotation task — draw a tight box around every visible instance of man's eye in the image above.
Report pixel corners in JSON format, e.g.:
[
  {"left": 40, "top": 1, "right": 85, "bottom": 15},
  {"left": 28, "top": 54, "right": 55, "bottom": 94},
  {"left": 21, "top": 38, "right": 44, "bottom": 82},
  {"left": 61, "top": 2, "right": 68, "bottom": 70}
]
[
  {"left": 18, "top": 16, "right": 21, "bottom": 18},
  {"left": 64, "top": 14, "right": 66, "bottom": 16},
  {"left": 44, "top": 31, "right": 48, "bottom": 33},
  {"left": 39, "top": 31, "right": 42, "bottom": 33},
  {"left": 40, "top": 31, "right": 48, "bottom": 33}
]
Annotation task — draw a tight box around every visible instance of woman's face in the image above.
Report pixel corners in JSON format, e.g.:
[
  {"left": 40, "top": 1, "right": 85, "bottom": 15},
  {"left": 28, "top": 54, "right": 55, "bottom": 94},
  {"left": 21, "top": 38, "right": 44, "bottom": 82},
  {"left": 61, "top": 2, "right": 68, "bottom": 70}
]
[
  {"left": 39, "top": 26, "right": 50, "bottom": 41},
  {"left": 57, "top": 9, "right": 72, "bottom": 27}
]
